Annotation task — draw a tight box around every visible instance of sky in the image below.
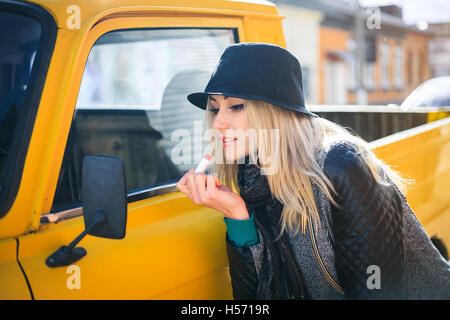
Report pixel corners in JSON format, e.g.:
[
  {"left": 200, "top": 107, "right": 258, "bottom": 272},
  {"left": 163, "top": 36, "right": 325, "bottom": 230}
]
[{"left": 359, "top": 0, "right": 450, "bottom": 24}]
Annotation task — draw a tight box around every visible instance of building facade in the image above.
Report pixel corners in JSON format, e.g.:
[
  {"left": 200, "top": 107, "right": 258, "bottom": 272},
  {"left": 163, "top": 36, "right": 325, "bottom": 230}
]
[{"left": 274, "top": 0, "right": 431, "bottom": 105}]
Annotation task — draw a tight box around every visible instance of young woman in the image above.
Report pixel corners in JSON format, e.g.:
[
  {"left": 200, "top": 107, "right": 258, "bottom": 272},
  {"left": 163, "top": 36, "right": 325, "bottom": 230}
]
[{"left": 176, "top": 43, "right": 450, "bottom": 300}]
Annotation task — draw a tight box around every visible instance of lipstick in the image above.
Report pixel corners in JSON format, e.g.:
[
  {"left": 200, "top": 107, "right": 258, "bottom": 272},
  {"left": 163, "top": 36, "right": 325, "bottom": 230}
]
[{"left": 194, "top": 154, "right": 212, "bottom": 173}]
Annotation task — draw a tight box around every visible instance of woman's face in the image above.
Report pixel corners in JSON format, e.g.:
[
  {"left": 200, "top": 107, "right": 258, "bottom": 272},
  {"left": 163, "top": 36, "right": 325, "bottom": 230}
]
[{"left": 208, "top": 94, "right": 252, "bottom": 162}]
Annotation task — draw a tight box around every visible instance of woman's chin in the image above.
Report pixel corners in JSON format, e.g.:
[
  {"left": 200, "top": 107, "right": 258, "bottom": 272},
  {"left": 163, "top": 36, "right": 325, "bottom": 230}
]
[
  {"left": 224, "top": 150, "right": 249, "bottom": 163},
  {"left": 223, "top": 153, "right": 238, "bottom": 163}
]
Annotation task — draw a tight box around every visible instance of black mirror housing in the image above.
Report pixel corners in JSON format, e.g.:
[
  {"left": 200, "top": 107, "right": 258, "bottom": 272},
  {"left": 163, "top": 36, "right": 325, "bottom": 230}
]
[{"left": 82, "top": 155, "right": 127, "bottom": 239}]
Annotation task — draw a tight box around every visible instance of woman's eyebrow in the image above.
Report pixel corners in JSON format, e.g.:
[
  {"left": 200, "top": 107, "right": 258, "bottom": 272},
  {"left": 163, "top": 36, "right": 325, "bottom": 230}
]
[{"left": 208, "top": 96, "right": 229, "bottom": 103}]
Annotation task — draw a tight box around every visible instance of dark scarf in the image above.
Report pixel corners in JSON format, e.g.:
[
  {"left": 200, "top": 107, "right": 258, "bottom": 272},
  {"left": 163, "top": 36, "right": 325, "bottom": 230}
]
[
  {"left": 237, "top": 158, "right": 309, "bottom": 299},
  {"left": 237, "top": 160, "right": 284, "bottom": 233}
]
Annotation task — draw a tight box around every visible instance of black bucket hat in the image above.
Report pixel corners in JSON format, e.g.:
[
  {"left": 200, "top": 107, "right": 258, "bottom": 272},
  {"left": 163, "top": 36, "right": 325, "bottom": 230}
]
[{"left": 187, "top": 42, "right": 318, "bottom": 118}]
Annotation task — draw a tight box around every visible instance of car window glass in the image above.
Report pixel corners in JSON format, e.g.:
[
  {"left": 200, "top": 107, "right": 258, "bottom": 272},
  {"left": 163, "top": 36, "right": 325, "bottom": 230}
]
[
  {"left": 52, "top": 28, "right": 236, "bottom": 211},
  {"left": 0, "top": 11, "right": 41, "bottom": 197}
]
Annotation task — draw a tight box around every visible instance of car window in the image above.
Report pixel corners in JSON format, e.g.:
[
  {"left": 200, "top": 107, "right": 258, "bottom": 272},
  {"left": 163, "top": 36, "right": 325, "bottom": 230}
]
[
  {"left": 51, "top": 28, "right": 236, "bottom": 212},
  {"left": 0, "top": 11, "right": 41, "bottom": 193},
  {"left": 0, "top": 3, "right": 58, "bottom": 218}
]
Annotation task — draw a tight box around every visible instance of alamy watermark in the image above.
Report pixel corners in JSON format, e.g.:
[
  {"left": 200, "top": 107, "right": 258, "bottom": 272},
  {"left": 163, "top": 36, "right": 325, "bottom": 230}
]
[
  {"left": 66, "top": 5, "right": 81, "bottom": 30},
  {"left": 366, "top": 265, "right": 381, "bottom": 290},
  {"left": 170, "top": 121, "right": 281, "bottom": 175},
  {"left": 66, "top": 264, "right": 81, "bottom": 290},
  {"left": 366, "top": 7, "right": 381, "bottom": 30}
]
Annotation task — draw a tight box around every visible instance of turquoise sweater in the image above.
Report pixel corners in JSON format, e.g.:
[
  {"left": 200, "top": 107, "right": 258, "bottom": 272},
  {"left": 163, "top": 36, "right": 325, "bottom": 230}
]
[{"left": 223, "top": 212, "right": 259, "bottom": 247}]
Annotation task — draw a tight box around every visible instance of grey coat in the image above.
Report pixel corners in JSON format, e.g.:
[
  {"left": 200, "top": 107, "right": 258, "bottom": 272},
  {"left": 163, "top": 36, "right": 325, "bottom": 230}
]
[{"left": 225, "top": 140, "right": 450, "bottom": 299}]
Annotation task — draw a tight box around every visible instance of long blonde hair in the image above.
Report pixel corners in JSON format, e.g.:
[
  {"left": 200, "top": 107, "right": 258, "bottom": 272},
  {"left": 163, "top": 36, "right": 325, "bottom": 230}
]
[{"left": 206, "top": 99, "right": 412, "bottom": 237}]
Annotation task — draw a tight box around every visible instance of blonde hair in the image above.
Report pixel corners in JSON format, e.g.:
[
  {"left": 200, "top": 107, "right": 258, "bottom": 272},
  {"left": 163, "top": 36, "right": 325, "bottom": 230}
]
[{"left": 206, "top": 99, "right": 412, "bottom": 238}]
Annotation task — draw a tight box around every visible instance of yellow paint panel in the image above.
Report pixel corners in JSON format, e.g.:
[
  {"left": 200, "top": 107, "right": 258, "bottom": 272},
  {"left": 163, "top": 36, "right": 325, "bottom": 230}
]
[
  {"left": 372, "top": 118, "right": 450, "bottom": 248},
  {"left": 0, "top": 238, "right": 31, "bottom": 299},
  {"left": 152, "top": 267, "right": 233, "bottom": 299},
  {"left": 27, "top": 0, "right": 279, "bottom": 30}
]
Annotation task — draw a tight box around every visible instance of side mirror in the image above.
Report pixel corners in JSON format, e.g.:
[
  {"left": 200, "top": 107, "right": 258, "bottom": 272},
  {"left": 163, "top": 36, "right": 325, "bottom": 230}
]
[
  {"left": 46, "top": 155, "right": 127, "bottom": 267},
  {"left": 82, "top": 155, "right": 127, "bottom": 239}
]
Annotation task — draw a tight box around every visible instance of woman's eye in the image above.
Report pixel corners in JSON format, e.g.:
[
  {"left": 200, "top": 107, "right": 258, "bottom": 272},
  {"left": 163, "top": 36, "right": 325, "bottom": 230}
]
[
  {"left": 209, "top": 104, "right": 243, "bottom": 114},
  {"left": 231, "top": 104, "right": 244, "bottom": 111}
]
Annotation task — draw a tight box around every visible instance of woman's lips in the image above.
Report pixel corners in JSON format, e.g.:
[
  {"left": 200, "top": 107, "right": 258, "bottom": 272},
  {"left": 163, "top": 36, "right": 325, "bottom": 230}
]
[{"left": 222, "top": 136, "right": 238, "bottom": 147}]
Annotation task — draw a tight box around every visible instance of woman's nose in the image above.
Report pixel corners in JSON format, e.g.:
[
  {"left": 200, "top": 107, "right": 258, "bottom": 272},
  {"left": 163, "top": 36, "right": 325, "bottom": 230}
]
[{"left": 212, "top": 110, "right": 229, "bottom": 130}]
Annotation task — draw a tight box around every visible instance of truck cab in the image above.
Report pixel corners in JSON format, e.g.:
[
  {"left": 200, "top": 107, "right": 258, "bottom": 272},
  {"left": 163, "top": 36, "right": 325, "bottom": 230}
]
[{"left": 0, "top": 0, "right": 287, "bottom": 299}]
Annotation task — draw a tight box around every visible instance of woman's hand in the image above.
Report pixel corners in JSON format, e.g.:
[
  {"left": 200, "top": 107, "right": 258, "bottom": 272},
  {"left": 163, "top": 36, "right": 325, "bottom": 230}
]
[{"left": 176, "top": 169, "right": 249, "bottom": 220}]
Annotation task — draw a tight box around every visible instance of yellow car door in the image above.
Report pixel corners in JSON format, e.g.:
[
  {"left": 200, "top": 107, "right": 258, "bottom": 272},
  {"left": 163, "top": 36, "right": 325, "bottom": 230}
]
[{"left": 17, "top": 13, "right": 246, "bottom": 299}]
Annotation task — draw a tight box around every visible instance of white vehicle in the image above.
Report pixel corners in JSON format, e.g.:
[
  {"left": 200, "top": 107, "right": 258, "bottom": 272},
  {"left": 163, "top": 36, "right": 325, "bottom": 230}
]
[{"left": 401, "top": 76, "right": 450, "bottom": 111}]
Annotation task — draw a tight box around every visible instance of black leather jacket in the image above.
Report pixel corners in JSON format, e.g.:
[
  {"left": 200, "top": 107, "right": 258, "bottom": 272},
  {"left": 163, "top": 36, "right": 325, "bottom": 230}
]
[{"left": 226, "top": 141, "right": 411, "bottom": 299}]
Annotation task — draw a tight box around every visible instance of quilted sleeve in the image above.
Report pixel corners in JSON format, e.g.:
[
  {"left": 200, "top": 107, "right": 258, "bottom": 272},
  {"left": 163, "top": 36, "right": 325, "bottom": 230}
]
[
  {"left": 225, "top": 212, "right": 283, "bottom": 300},
  {"left": 225, "top": 224, "right": 274, "bottom": 300},
  {"left": 225, "top": 233, "right": 258, "bottom": 299},
  {"left": 323, "top": 142, "right": 406, "bottom": 299}
]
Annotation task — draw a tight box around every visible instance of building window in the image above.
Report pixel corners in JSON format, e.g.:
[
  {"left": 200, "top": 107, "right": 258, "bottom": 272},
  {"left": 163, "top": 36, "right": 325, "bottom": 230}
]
[
  {"left": 302, "top": 66, "right": 311, "bottom": 102},
  {"left": 418, "top": 52, "right": 424, "bottom": 84},
  {"left": 325, "top": 59, "right": 347, "bottom": 105},
  {"left": 407, "top": 50, "right": 413, "bottom": 88},
  {"left": 347, "top": 39, "right": 356, "bottom": 91},
  {"left": 394, "top": 45, "right": 403, "bottom": 90},
  {"left": 380, "top": 41, "right": 390, "bottom": 91},
  {"left": 412, "top": 51, "right": 420, "bottom": 86},
  {"left": 364, "top": 62, "right": 375, "bottom": 91}
]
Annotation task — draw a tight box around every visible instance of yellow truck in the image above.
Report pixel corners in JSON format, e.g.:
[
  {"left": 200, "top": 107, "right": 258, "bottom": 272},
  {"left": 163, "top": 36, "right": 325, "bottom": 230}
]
[{"left": 0, "top": 0, "right": 448, "bottom": 299}]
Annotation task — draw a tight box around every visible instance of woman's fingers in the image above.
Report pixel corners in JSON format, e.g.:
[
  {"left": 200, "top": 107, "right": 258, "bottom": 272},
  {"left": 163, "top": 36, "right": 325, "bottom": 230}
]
[
  {"left": 194, "top": 173, "right": 208, "bottom": 203},
  {"left": 177, "top": 171, "right": 246, "bottom": 219},
  {"left": 177, "top": 170, "right": 224, "bottom": 208},
  {"left": 176, "top": 169, "right": 194, "bottom": 198},
  {"left": 194, "top": 173, "right": 207, "bottom": 191},
  {"left": 206, "top": 175, "right": 219, "bottom": 201},
  {"left": 177, "top": 169, "right": 193, "bottom": 187},
  {"left": 212, "top": 174, "right": 221, "bottom": 187},
  {"left": 186, "top": 172, "right": 199, "bottom": 203}
]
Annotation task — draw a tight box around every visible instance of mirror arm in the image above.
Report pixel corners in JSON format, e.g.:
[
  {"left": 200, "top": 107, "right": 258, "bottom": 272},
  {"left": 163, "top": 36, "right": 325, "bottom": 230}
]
[
  {"left": 45, "top": 209, "right": 107, "bottom": 268},
  {"left": 66, "top": 210, "right": 107, "bottom": 252}
]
